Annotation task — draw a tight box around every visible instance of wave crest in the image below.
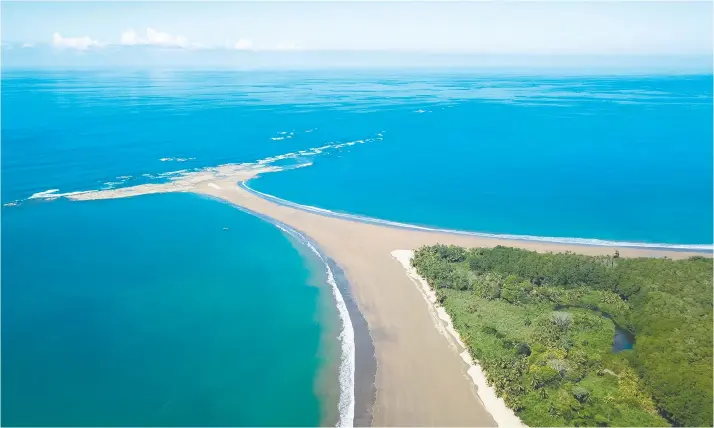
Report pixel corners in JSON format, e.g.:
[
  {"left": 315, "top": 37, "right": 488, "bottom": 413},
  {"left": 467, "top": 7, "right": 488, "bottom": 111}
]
[{"left": 271, "top": 222, "right": 355, "bottom": 427}]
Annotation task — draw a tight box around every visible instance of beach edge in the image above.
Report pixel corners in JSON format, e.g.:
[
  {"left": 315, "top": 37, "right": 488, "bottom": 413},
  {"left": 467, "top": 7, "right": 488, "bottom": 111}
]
[
  {"left": 391, "top": 249, "right": 527, "bottom": 428},
  {"left": 196, "top": 193, "right": 376, "bottom": 427}
]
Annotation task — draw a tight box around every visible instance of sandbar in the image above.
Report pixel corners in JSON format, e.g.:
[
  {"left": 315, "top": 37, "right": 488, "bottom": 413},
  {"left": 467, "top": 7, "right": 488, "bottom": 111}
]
[{"left": 190, "top": 178, "right": 707, "bottom": 426}]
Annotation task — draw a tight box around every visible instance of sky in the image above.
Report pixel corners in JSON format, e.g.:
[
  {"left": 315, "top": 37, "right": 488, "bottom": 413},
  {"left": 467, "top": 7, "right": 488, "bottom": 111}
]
[{"left": 2, "top": 1, "right": 712, "bottom": 69}]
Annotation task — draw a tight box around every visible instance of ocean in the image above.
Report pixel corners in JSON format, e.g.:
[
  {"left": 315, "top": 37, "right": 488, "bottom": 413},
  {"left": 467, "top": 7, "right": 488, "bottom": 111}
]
[
  {"left": 2, "top": 193, "right": 341, "bottom": 426},
  {"left": 2, "top": 69, "right": 712, "bottom": 426}
]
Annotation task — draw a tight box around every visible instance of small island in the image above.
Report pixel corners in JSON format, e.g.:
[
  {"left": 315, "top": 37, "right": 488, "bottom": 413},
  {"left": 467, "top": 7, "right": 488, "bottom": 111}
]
[{"left": 411, "top": 245, "right": 713, "bottom": 427}]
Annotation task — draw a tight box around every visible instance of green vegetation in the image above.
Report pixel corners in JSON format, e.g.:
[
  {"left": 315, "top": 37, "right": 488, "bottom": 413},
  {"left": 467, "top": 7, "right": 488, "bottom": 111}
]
[{"left": 412, "top": 245, "right": 712, "bottom": 427}]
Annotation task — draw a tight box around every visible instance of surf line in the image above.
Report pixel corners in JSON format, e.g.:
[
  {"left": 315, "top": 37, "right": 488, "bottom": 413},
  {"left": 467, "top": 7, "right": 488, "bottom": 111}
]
[
  {"left": 238, "top": 181, "right": 713, "bottom": 253},
  {"left": 198, "top": 194, "right": 357, "bottom": 428}
]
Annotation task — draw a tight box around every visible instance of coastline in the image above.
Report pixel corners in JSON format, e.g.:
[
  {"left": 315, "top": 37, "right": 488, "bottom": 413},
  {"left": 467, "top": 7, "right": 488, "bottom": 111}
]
[
  {"left": 197, "top": 194, "right": 376, "bottom": 427},
  {"left": 391, "top": 249, "right": 525, "bottom": 428},
  {"left": 239, "top": 182, "right": 712, "bottom": 253},
  {"left": 326, "top": 257, "right": 376, "bottom": 428},
  {"left": 22, "top": 168, "right": 712, "bottom": 426},
  {"left": 189, "top": 180, "right": 711, "bottom": 426}
]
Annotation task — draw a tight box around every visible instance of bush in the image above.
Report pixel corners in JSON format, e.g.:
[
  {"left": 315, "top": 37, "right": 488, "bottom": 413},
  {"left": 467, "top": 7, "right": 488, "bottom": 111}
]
[
  {"left": 551, "top": 311, "right": 573, "bottom": 332},
  {"left": 473, "top": 272, "right": 503, "bottom": 300},
  {"left": 516, "top": 343, "right": 532, "bottom": 356},
  {"left": 530, "top": 365, "right": 560, "bottom": 388}
]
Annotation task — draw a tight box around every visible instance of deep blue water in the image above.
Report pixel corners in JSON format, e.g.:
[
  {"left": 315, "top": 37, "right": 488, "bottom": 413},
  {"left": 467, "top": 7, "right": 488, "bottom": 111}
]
[
  {"left": 2, "top": 69, "right": 712, "bottom": 426},
  {"left": 3, "top": 70, "right": 712, "bottom": 244}
]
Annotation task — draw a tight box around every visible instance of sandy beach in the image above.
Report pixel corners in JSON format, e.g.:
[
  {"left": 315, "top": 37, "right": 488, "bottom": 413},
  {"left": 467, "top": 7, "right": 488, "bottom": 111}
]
[
  {"left": 55, "top": 169, "right": 709, "bottom": 427},
  {"left": 188, "top": 178, "right": 707, "bottom": 427}
]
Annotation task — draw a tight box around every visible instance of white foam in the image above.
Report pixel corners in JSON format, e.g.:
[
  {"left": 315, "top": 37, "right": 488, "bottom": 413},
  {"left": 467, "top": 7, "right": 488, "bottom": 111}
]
[
  {"left": 391, "top": 250, "right": 525, "bottom": 428},
  {"left": 22, "top": 134, "right": 382, "bottom": 210},
  {"left": 159, "top": 157, "right": 195, "bottom": 162},
  {"left": 156, "top": 170, "right": 188, "bottom": 179},
  {"left": 273, "top": 222, "right": 355, "bottom": 428},
  {"left": 241, "top": 183, "right": 713, "bottom": 251},
  {"left": 29, "top": 189, "right": 95, "bottom": 200},
  {"left": 271, "top": 137, "right": 285, "bottom": 141},
  {"left": 29, "top": 189, "right": 61, "bottom": 199}
]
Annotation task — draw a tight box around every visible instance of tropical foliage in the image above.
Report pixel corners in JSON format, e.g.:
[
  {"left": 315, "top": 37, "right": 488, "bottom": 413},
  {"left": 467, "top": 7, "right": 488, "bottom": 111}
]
[{"left": 411, "top": 245, "right": 712, "bottom": 427}]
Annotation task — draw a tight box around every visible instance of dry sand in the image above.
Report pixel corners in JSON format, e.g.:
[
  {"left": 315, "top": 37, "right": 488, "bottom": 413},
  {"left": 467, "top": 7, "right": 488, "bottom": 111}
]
[
  {"left": 54, "top": 170, "right": 709, "bottom": 427},
  {"left": 391, "top": 249, "right": 524, "bottom": 428}
]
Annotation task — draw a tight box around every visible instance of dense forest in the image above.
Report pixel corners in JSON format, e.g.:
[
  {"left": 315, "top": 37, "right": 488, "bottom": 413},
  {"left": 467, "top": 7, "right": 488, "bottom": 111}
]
[{"left": 411, "top": 245, "right": 712, "bottom": 427}]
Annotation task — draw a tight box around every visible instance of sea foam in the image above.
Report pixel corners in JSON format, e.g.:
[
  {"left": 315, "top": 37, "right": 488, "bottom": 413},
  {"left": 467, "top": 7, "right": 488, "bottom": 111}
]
[
  {"left": 270, "top": 222, "right": 356, "bottom": 428},
  {"left": 18, "top": 135, "right": 382, "bottom": 206}
]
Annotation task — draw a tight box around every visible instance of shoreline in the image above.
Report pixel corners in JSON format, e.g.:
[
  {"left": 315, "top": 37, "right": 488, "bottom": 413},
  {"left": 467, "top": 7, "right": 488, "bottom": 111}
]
[
  {"left": 325, "top": 257, "right": 376, "bottom": 427},
  {"left": 391, "top": 249, "right": 525, "bottom": 427},
  {"left": 197, "top": 194, "right": 376, "bottom": 427},
  {"left": 239, "top": 181, "right": 712, "bottom": 253}
]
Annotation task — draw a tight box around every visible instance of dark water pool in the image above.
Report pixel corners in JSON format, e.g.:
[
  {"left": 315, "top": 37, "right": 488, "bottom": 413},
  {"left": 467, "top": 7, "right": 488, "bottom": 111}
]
[
  {"left": 613, "top": 327, "right": 635, "bottom": 353},
  {"left": 554, "top": 304, "right": 636, "bottom": 353}
]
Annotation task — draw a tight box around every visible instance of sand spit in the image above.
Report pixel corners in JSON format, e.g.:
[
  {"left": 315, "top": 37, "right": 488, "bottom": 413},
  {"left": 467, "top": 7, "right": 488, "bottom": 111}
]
[
  {"left": 22, "top": 149, "right": 711, "bottom": 426},
  {"left": 18, "top": 129, "right": 712, "bottom": 426},
  {"left": 22, "top": 135, "right": 383, "bottom": 206},
  {"left": 189, "top": 180, "right": 708, "bottom": 426},
  {"left": 44, "top": 172, "right": 707, "bottom": 425}
]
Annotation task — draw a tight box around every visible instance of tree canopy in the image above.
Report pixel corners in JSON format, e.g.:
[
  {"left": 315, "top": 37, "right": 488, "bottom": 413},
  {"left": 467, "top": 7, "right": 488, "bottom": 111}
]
[{"left": 412, "top": 245, "right": 712, "bottom": 427}]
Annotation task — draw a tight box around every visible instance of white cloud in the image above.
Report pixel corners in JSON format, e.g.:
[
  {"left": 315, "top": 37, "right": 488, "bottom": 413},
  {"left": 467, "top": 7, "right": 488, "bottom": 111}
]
[
  {"left": 21, "top": 43, "right": 35, "bottom": 48},
  {"left": 51, "top": 32, "right": 101, "bottom": 50},
  {"left": 120, "top": 29, "right": 142, "bottom": 45},
  {"left": 120, "top": 28, "right": 193, "bottom": 48},
  {"left": 233, "top": 39, "right": 254, "bottom": 50}
]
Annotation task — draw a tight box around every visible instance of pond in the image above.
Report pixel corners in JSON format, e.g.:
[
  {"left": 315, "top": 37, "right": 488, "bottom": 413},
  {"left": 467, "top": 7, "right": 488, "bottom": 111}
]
[
  {"left": 612, "top": 327, "right": 635, "bottom": 353},
  {"left": 554, "top": 305, "right": 636, "bottom": 353}
]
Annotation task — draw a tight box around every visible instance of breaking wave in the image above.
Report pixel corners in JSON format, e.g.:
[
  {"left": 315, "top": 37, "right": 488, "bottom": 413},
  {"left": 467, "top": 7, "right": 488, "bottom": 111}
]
[
  {"left": 17, "top": 134, "right": 383, "bottom": 205},
  {"left": 271, "top": 222, "right": 355, "bottom": 427}
]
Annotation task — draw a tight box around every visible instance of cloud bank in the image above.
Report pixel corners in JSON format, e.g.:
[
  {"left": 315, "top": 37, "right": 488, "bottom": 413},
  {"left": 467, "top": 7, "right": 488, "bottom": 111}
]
[
  {"left": 120, "top": 28, "right": 194, "bottom": 48},
  {"left": 46, "top": 29, "right": 295, "bottom": 52},
  {"left": 51, "top": 32, "right": 101, "bottom": 50}
]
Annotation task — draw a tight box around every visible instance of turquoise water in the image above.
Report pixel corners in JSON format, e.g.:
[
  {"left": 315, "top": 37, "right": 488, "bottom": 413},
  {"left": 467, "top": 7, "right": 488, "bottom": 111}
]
[
  {"left": 4, "top": 71, "right": 712, "bottom": 244},
  {"left": 2, "top": 193, "right": 333, "bottom": 426},
  {"left": 251, "top": 75, "right": 713, "bottom": 245},
  {"left": 2, "top": 69, "right": 712, "bottom": 426}
]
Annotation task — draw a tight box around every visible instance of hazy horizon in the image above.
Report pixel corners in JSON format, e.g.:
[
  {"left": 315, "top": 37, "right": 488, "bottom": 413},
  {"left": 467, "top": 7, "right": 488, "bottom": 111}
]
[{"left": 2, "top": 1, "right": 711, "bottom": 72}]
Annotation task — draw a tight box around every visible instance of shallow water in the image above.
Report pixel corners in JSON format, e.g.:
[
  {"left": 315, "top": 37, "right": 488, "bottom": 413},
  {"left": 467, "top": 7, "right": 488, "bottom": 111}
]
[{"left": 1, "top": 193, "right": 331, "bottom": 426}]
